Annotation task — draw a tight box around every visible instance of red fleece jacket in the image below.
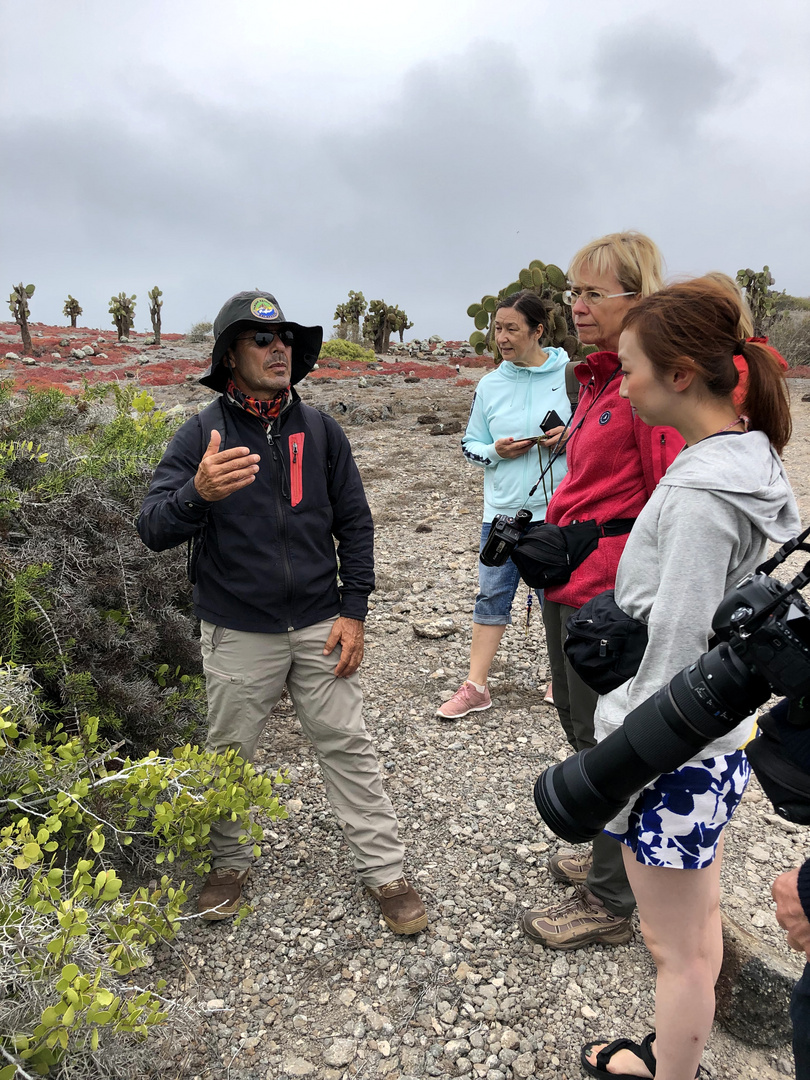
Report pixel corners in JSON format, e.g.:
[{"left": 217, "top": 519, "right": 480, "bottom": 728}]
[{"left": 544, "top": 351, "right": 684, "bottom": 609}]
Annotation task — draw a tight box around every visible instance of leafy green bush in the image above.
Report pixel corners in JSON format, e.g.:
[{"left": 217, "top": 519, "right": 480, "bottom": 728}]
[
  {"left": 319, "top": 339, "right": 377, "bottom": 363},
  {"left": 0, "top": 383, "right": 294, "bottom": 1076},
  {"left": 773, "top": 292, "right": 810, "bottom": 314},
  {"left": 0, "top": 664, "right": 288, "bottom": 1077},
  {"left": 0, "top": 382, "right": 205, "bottom": 753}
]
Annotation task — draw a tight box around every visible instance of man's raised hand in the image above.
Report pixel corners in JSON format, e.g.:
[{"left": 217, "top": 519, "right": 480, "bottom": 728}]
[{"left": 193, "top": 430, "right": 261, "bottom": 502}]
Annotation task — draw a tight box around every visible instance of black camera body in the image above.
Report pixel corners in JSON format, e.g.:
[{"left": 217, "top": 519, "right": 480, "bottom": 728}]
[
  {"left": 480, "top": 509, "right": 533, "bottom": 567},
  {"left": 713, "top": 573, "right": 810, "bottom": 700},
  {"left": 535, "top": 530, "right": 810, "bottom": 844}
]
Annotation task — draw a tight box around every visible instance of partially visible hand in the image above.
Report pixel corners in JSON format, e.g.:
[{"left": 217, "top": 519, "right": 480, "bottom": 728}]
[
  {"left": 495, "top": 437, "right": 536, "bottom": 460},
  {"left": 539, "top": 425, "right": 566, "bottom": 450},
  {"left": 322, "top": 617, "right": 365, "bottom": 678},
  {"left": 193, "top": 430, "right": 261, "bottom": 502},
  {"left": 773, "top": 868, "right": 810, "bottom": 958}
]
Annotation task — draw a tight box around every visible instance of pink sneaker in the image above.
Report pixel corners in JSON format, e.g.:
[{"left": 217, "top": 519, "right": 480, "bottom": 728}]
[{"left": 437, "top": 681, "right": 492, "bottom": 720}]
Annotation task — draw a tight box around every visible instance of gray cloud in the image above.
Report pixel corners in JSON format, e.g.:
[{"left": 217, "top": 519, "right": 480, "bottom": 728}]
[
  {"left": 592, "top": 19, "right": 734, "bottom": 137},
  {"left": 1, "top": 16, "right": 808, "bottom": 342}
]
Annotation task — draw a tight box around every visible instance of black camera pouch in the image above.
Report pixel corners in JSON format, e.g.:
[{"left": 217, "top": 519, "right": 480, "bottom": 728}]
[
  {"left": 512, "top": 518, "right": 635, "bottom": 590},
  {"left": 745, "top": 700, "right": 810, "bottom": 824},
  {"left": 563, "top": 589, "right": 649, "bottom": 695}
]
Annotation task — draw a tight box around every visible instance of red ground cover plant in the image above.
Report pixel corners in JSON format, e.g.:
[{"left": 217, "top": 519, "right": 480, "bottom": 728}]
[{"left": 1, "top": 321, "right": 496, "bottom": 392}]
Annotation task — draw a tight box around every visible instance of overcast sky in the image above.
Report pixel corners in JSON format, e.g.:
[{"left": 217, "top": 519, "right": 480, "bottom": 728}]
[{"left": 1, "top": 0, "right": 808, "bottom": 340}]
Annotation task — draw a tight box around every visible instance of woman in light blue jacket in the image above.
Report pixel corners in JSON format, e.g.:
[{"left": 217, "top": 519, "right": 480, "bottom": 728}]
[{"left": 437, "top": 290, "right": 571, "bottom": 719}]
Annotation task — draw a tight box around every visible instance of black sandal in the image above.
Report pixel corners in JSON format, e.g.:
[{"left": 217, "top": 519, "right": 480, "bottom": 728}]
[
  {"left": 581, "top": 1035, "right": 655, "bottom": 1080},
  {"left": 582, "top": 1032, "right": 701, "bottom": 1079}
]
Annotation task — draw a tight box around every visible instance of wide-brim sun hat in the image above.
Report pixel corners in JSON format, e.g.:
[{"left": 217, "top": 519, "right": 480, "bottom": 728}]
[{"left": 199, "top": 289, "right": 323, "bottom": 392}]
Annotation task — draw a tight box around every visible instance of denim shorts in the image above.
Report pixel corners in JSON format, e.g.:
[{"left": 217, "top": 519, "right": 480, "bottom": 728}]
[{"left": 474, "top": 521, "right": 542, "bottom": 626}]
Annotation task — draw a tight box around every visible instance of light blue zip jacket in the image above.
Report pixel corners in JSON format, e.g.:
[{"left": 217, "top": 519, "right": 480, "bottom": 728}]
[{"left": 462, "top": 349, "right": 571, "bottom": 523}]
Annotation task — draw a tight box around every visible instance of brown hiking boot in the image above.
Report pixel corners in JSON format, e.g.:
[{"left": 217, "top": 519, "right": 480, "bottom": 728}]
[
  {"left": 367, "top": 878, "right": 428, "bottom": 934},
  {"left": 521, "top": 886, "right": 633, "bottom": 950},
  {"left": 548, "top": 848, "right": 593, "bottom": 885},
  {"left": 197, "top": 867, "right": 250, "bottom": 921}
]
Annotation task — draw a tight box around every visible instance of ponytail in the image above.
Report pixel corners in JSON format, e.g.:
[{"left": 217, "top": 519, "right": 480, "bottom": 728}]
[
  {"left": 739, "top": 340, "right": 792, "bottom": 455},
  {"left": 623, "top": 278, "right": 793, "bottom": 456}
]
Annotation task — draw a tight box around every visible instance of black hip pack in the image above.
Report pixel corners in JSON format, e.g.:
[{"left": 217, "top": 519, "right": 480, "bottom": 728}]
[
  {"left": 563, "top": 589, "right": 649, "bottom": 695},
  {"left": 511, "top": 518, "right": 635, "bottom": 590}
]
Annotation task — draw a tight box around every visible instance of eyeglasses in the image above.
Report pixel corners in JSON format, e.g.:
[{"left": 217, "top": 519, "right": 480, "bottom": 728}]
[
  {"left": 562, "top": 289, "right": 637, "bottom": 307},
  {"left": 237, "top": 330, "right": 294, "bottom": 347}
]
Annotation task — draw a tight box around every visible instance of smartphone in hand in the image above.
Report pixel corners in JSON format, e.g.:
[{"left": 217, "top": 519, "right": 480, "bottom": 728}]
[{"left": 539, "top": 409, "right": 565, "bottom": 433}]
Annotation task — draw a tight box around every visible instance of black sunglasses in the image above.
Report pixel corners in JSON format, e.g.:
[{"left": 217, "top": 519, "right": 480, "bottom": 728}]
[{"left": 237, "top": 330, "right": 294, "bottom": 347}]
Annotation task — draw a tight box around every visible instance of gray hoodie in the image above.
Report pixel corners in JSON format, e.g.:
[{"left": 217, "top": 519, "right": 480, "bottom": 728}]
[{"left": 594, "top": 430, "right": 801, "bottom": 812}]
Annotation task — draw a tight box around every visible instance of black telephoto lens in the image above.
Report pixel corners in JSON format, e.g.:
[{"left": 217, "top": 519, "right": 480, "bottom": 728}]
[{"left": 534, "top": 641, "right": 772, "bottom": 843}]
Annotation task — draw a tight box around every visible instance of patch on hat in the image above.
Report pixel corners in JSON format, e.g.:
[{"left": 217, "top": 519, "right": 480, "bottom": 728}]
[{"left": 251, "top": 297, "right": 280, "bottom": 320}]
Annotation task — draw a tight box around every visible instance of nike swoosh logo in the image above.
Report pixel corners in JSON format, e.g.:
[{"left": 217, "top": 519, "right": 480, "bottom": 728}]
[{"left": 551, "top": 385, "right": 561, "bottom": 391}]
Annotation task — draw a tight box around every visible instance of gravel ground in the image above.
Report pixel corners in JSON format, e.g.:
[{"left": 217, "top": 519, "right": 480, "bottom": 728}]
[{"left": 145, "top": 368, "right": 810, "bottom": 1080}]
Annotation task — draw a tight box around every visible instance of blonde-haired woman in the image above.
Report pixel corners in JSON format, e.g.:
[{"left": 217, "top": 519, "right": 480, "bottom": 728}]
[{"left": 522, "top": 232, "right": 684, "bottom": 951}]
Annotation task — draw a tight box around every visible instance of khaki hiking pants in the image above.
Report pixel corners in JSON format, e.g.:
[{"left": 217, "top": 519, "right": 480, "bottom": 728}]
[{"left": 201, "top": 618, "right": 405, "bottom": 887}]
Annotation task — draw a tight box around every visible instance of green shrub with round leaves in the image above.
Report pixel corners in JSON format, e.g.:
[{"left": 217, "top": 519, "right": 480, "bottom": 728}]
[{"left": 0, "top": 667, "right": 288, "bottom": 1076}]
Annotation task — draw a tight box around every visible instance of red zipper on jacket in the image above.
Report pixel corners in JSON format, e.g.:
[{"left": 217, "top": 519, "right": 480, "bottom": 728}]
[{"left": 288, "top": 432, "right": 305, "bottom": 506}]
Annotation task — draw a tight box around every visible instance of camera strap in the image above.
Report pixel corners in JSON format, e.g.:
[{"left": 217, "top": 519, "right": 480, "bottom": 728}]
[
  {"left": 525, "top": 364, "right": 621, "bottom": 504},
  {"left": 757, "top": 523, "right": 810, "bottom": 577}
]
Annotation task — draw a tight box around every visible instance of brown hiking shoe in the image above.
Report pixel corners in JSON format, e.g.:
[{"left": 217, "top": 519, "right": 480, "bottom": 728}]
[
  {"left": 521, "top": 886, "right": 633, "bottom": 950},
  {"left": 197, "top": 867, "right": 250, "bottom": 921},
  {"left": 367, "top": 878, "right": 428, "bottom": 934},
  {"left": 548, "top": 848, "right": 593, "bottom": 885}
]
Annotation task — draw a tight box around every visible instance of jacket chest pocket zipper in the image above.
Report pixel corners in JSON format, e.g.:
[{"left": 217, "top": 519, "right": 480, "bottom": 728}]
[
  {"left": 288, "top": 432, "right": 305, "bottom": 506},
  {"left": 599, "top": 638, "right": 609, "bottom": 657}
]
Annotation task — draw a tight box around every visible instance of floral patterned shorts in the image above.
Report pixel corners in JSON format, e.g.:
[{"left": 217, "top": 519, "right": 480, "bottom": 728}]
[{"left": 605, "top": 749, "right": 751, "bottom": 869}]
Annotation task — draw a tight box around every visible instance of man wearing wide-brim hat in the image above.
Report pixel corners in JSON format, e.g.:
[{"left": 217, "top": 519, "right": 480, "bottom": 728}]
[{"left": 137, "top": 289, "right": 427, "bottom": 934}]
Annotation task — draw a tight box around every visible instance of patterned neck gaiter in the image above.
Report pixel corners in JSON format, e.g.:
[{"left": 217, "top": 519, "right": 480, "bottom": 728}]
[{"left": 226, "top": 377, "right": 290, "bottom": 427}]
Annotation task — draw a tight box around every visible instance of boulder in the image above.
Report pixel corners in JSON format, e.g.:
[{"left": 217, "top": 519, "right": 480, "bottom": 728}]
[
  {"left": 413, "top": 618, "right": 457, "bottom": 639},
  {"left": 715, "top": 912, "right": 802, "bottom": 1046},
  {"left": 4, "top": 352, "right": 21, "bottom": 361},
  {"left": 430, "top": 421, "right": 463, "bottom": 436},
  {"left": 322, "top": 1039, "right": 357, "bottom": 1067}
]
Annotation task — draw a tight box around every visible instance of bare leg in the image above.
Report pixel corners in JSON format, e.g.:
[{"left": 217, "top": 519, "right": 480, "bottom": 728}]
[
  {"left": 467, "top": 622, "right": 506, "bottom": 686},
  {"left": 584, "top": 840, "right": 724, "bottom": 1079}
]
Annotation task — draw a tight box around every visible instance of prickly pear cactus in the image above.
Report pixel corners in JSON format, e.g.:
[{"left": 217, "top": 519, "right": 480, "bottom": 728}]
[
  {"left": 466, "top": 260, "right": 588, "bottom": 361},
  {"left": 62, "top": 294, "right": 83, "bottom": 328},
  {"left": 9, "top": 282, "right": 35, "bottom": 354},
  {"left": 334, "top": 291, "right": 367, "bottom": 342},
  {"left": 109, "top": 292, "right": 137, "bottom": 341},
  {"left": 736, "top": 266, "right": 777, "bottom": 337},
  {"left": 148, "top": 285, "right": 163, "bottom": 346},
  {"left": 363, "top": 299, "right": 402, "bottom": 353}
]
